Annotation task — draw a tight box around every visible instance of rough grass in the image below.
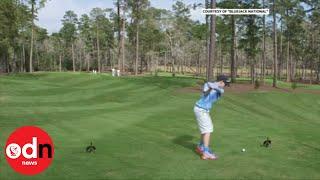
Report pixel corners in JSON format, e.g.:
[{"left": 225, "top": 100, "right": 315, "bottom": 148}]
[{"left": 0, "top": 72, "right": 320, "bottom": 179}]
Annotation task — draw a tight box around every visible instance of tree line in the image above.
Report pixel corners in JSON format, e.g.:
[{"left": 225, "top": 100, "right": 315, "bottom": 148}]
[{"left": 0, "top": 0, "right": 319, "bottom": 85}]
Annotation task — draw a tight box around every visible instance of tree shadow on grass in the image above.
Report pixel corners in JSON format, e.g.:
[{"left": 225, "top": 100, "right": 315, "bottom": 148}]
[{"left": 172, "top": 135, "right": 198, "bottom": 154}]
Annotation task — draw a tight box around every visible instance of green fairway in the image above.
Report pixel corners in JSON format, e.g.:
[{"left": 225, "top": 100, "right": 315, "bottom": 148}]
[{"left": 0, "top": 73, "right": 320, "bottom": 179}]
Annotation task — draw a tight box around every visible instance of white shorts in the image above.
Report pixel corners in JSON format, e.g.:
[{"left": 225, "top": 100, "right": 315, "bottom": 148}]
[{"left": 194, "top": 106, "right": 213, "bottom": 134}]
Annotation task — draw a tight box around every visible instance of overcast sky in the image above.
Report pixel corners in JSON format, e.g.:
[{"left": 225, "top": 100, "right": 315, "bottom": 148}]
[{"left": 37, "top": 0, "right": 204, "bottom": 34}]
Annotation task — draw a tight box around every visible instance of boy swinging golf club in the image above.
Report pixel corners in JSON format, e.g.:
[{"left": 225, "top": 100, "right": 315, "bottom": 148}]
[{"left": 194, "top": 75, "right": 228, "bottom": 160}]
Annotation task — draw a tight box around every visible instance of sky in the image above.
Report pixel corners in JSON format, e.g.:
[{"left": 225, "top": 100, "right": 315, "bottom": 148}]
[{"left": 37, "top": 0, "right": 205, "bottom": 34}]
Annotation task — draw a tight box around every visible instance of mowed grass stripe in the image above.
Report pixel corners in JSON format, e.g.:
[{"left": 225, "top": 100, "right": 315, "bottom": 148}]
[{"left": 0, "top": 73, "right": 320, "bottom": 180}]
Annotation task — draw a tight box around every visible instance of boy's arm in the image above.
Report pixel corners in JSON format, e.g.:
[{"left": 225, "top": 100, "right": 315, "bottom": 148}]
[
  {"left": 203, "top": 87, "right": 212, "bottom": 96},
  {"left": 203, "top": 82, "right": 219, "bottom": 96},
  {"left": 213, "top": 88, "right": 224, "bottom": 98}
]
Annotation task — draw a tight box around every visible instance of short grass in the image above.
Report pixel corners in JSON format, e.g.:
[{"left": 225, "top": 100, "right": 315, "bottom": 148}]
[{"left": 0, "top": 72, "right": 320, "bottom": 179}]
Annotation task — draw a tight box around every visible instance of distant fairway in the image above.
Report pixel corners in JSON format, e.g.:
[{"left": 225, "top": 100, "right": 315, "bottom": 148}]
[{"left": 0, "top": 73, "right": 320, "bottom": 179}]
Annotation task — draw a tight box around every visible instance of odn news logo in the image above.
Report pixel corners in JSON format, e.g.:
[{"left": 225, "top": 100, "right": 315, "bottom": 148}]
[{"left": 4, "top": 126, "right": 54, "bottom": 176}]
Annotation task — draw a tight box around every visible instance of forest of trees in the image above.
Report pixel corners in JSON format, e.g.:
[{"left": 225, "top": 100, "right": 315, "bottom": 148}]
[{"left": 0, "top": 0, "right": 319, "bottom": 85}]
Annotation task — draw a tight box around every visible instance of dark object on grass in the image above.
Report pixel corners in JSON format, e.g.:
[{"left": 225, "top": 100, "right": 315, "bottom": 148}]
[
  {"left": 262, "top": 137, "right": 272, "bottom": 148},
  {"left": 86, "top": 142, "right": 96, "bottom": 153}
]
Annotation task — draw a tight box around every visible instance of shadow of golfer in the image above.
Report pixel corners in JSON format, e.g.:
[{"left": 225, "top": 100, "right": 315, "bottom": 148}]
[{"left": 173, "top": 135, "right": 197, "bottom": 154}]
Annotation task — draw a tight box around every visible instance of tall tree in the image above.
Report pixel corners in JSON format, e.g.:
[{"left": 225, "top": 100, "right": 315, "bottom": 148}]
[
  {"left": 79, "top": 14, "right": 93, "bottom": 72},
  {"left": 89, "top": 8, "right": 114, "bottom": 72},
  {"left": 217, "top": 0, "right": 240, "bottom": 82},
  {"left": 272, "top": 0, "right": 278, "bottom": 87},
  {"left": 278, "top": 0, "right": 302, "bottom": 82},
  {"left": 90, "top": 8, "right": 106, "bottom": 73},
  {"left": 137, "top": 7, "right": 165, "bottom": 74},
  {"left": 128, "top": 0, "right": 150, "bottom": 75},
  {"left": 117, "top": 0, "right": 128, "bottom": 72},
  {"left": 238, "top": 0, "right": 262, "bottom": 84},
  {"left": 261, "top": 0, "right": 266, "bottom": 83},
  {"left": 51, "top": 33, "right": 63, "bottom": 72},
  {"left": 117, "top": 0, "right": 121, "bottom": 70},
  {"left": 61, "top": 10, "right": 78, "bottom": 72},
  {"left": 28, "top": 0, "right": 47, "bottom": 73},
  {"left": 216, "top": 16, "right": 231, "bottom": 76},
  {"left": 207, "top": 0, "right": 216, "bottom": 81},
  {"left": 0, "top": 0, "right": 30, "bottom": 73},
  {"left": 170, "top": 1, "right": 192, "bottom": 75}
]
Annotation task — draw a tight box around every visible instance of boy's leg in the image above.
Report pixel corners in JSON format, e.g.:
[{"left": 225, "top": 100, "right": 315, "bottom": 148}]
[
  {"left": 202, "top": 133, "right": 211, "bottom": 148},
  {"left": 194, "top": 106, "right": 215, "bottom": 158},
  {"left": 199, "top": 115, "right": 218, "bottom": 160},
  {"left": 199, "top": 134, "right": 204, "bottom": 145},
  {"left": 201, "top": 132, "right": 218, "bottom": 160},
  {"left": 196, "top": 135, "right": 204, "bottom": 154}
]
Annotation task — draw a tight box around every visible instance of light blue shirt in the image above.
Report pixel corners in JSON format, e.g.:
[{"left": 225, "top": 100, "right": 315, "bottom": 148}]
[{"left": 195, "top": 82, "right": 224, "bottom": 111}]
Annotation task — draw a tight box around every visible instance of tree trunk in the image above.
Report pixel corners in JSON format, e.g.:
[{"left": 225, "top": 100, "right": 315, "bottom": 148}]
[
  {"left": 251, "top": 62, "right": 255, "bottom": 84},
  {"left": 151, "top": 52, "right": 154, "bottom": 74},
  {"left": 29, "top": 2, "right": 35, "bottom": 73},
  {"left": 291, "top": 56, "right": 297, "bottom": 81},
  {"left": 182, "top": 57, "right": 185, "bottom": 74},
  {"left": 177, "top": 58, "right": 180, "bottom": 73},
  {"left": 97, "top": 27, "right": 101, "bottom": 73},
  {"left": 230, "top": 15, "right": 236, "bottom": 82},
  {"left": 79, "top": 48, "right": 82, "bottom": 71},
  {"left": 59, "top": 53, "right": 62, "bottom": 72},
  {"left": 164, "top": 51, "right": 167, "bottom": 72},
  {"left": 235, "top": 32, "right": 238, "bottom": 78},
  {"left": 52, "top": 55, "right": 55, "bottom": 71},
  {"left": 135, "top": 21, "right": 139, "bottom": 75},
  {"left": 172, "top": 56, "right": 176, "bottom": 77},
  {"left": 302, "top": 62, "right": 306, "bottom": 81},
  {"left": 36, "top": 46, "right": 40, "bottom": 70},
  {"left": 261, "top": 0, "right": 266, "bottom": 83},
  {"left": 72, "top": 43, "right": 75, "bottom": 72},
  {"left": 318, "top": 33, "right": 320, "bottom": 83},
  {"left": 140, "top": 54, "right": 144, "bottom": 73},
  {"left": 5, "top": 53, "right": 10, "bottom": 73},
  {"left": 167, "top": 33, "right": 175, "bottom": 77},
  {"left": 12, "top": 50, "right": 16, "bottom": 73},
  {"left": 286, "top": 8, "right": 291, "bottom": 82},
  {"left": 272, "top": 0, "right": 277, "bottom": 87},
  {"left": 278, "top": 19, "right": 283, "bottom": 79},
  {"left": 22, "top": 43, "right": 26, "bottom": 72},
  {"left": 181, "top": 56, "right": 185, "bottom": 74},
  {"left": 290, "top": 49, "right": 294, "bottom": 81},
  {"left": 121, "top": 4, "right": 126, "bottom": 72},
  {"left": 310, "top": 68, "right": 313, "bottom": 84},
  {"left": 155, "top": 56, "right": 159, "bottom": 76},
  {"left": 317, "top": 61, "right": 320, "bottom": 83},
  {"left": 220, "top": 53, "right": 223, "bottom": 75},
  {"left": 87, "top": 51, "right": 90, "bottom": 72},
  {"left": 207, "top": 0, "right": 216, "bottom": 81},
  {"left": 197, "top": 49, "right": 201, "bottom": 75},
  {"left": 205, "top": 0, "right": 210, "bottom": 77},
  {"left": 20, "top": 46, "right": 23, "bottom": 72},
  {"left": 117, "top": 0, "right": 121, "bottom": 70},
  {"left": 286, "top": 40, "right": 291, "bottom": 82}
]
